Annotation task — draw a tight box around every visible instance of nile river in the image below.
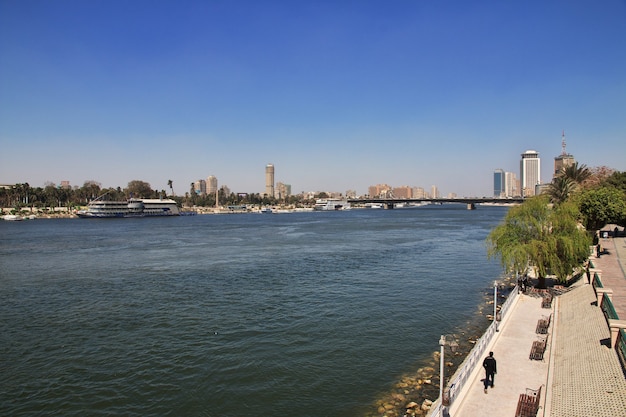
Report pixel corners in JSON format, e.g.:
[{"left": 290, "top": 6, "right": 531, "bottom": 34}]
[{"left": 0, "top": 205, "right": 508, "bottom": 416}]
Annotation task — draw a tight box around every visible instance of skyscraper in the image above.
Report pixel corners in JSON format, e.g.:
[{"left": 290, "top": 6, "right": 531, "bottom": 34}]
[
  {"left": 194, "top": 179, "right": 206, "bottom": 195},
  {"left": 265, "top": 164, "right": 275, "bottom": 197},
  {"left": 505, "top": 171, "right": 520, "bottom": 197},
  {"left": 520, "top": 150, "right": 541, "bottom": 197},
  {"left": 554, "top": 131, "right": 575, "bottom": 178},
  {"left": 207, "top": 175, "right": 218, "bottom": 194},
  {"left": 493, "top": 169, "right": 505, "bottom": 197}
]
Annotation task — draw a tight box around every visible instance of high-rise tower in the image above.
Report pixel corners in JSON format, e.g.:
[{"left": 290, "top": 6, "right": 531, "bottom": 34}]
[
  {"left": 520, "top": 150, "right": 541, "bottom": 197},
  {"left": 265, "top": 164, "right": 275, "bottom": 197},
  {"left": 553, "top": 131, "right": 575, "bottom": 178},
  {"left": 493, "top": 169, "right": 505, "bottom": 197},
  {"left": 207, "top": 175, "right": 218, "bottom": 194}
]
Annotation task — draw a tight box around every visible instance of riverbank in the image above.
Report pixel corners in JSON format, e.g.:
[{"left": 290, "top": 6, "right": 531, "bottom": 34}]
[{"left": 366, "top": 275, "right": 518, "bottom": 417}]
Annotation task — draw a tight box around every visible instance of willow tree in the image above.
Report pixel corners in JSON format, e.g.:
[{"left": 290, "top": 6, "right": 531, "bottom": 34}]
[{"left": 487, "top": 196, "right": 590, "bottom": 288}]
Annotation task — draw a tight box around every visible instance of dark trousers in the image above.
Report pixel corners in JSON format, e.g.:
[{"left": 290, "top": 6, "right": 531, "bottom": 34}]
[{"left": 484, "top": 372, "right": 495, "bottom": 388}]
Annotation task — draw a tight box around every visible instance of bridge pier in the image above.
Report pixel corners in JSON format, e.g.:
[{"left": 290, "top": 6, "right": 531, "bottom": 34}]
[
  {"left": 384, "top": 202, "right": 394, "bottom": 209},
  {"left": 467, "top": 203, "right": 476, "bottom": 210}
]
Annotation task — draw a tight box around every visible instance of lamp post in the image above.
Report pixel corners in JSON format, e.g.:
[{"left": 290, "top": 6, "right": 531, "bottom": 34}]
[{"left": 438, "top": 334, "right": 458, "bottom": 417}]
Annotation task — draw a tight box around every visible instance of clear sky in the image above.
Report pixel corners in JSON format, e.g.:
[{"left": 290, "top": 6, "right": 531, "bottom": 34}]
[{"left": 1, "top": 0, "right": 625, "bottom": 197}]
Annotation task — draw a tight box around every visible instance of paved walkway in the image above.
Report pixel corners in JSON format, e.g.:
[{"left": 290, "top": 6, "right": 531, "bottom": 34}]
[
  {"left": 447, "top": 292, "right": 550, "bottom": 416},
  {"left": 442, "top": 236, "right": 626, "bottom": 417},
  {"left": 592, "top": 236, "right": 626, "bottom": 316},
  {"left": 546, "top": 282, "right": 626, "bottom": 416}
]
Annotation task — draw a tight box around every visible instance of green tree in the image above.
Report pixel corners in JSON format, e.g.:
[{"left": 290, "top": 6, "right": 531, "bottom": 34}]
[
  {"left": 561, "top": 162, "right": 591, "bottom": 184},
  {"left": 126, "top": 180, "right": 154, "bottom": 198},
  {"left": 603, "top": 171, "right": 626, "bottom": 194},
  {"left": 576, "top": 186, "right": 626, "bottom": 230},
  {"left": 487, "top": 196, "right": 590, "bottom": 287},
  {"left": 547, "top": 176, "right": 576, "bottom": 205}
]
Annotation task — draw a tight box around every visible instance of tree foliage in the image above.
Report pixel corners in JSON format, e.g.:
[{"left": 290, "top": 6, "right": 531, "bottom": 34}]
[
  {"left": 581, "top": 166, "right": 615, "bottom": 190},
  {"left": 487, "top": 196, "right": 590, "bottom": 286},
  {"left": 603, "top": 171, "right": 626, "bottom": 194},
  {"left": 576, "top": 186, "right": 626, "bottom": 230},
  {"left": 546, "top": 176, "right": 576, "bottom": 205},
  {"left": 126, "top": 180, "right": 154, "bottom": 198},
  {"left": 560, "top": 162, "right": 591, "bottom": 184}
]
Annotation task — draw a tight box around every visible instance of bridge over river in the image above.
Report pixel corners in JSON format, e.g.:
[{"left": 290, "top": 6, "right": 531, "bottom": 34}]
[{"left": 347, "top": 197, "right": 525, "bottom": 210}]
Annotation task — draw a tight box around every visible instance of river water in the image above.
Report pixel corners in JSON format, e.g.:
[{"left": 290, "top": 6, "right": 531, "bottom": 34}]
[{"left": 0, "top": 205, "right": 508, "bottom": 416}]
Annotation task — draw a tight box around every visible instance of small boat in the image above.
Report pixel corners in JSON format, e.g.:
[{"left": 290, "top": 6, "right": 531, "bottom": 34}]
[{"left": 2, "top": 214, "right": 23, "bottom": 221}]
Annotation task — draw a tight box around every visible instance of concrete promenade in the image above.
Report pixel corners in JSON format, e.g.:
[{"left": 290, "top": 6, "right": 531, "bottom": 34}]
[{"left": 440, "top": 237, "right": 626, "bottom": 417}]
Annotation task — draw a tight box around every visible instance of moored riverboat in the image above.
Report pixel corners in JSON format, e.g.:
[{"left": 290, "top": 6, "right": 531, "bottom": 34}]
[
  {"left": 78, "top": 195, "right": 180, "bottom": 218},
  {"left": 313, "top": 198, "right": 350, "bottom": 211}
]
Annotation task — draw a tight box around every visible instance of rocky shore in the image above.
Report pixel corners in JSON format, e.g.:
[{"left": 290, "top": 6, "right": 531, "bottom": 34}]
[{"left": 366, "top": 277, "right": 516, "bottom": 417}]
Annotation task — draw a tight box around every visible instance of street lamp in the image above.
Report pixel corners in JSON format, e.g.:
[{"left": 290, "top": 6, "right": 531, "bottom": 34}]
[{"left": 439, "top": 334, "right": 459, "bottom": 417}]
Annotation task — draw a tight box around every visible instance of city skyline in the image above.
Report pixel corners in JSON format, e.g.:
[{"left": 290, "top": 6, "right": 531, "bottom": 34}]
[{"left": 1, "top": 1, "right": 625, "bottom": 196}]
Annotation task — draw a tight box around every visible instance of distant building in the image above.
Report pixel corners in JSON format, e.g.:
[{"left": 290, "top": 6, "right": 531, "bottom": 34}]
[
  {"left": 520, "top": 150, "right": 541, "bottom": 197},
  {"left": 554, "top": 131, "right": 575, "bottom": 179},
  {"left": 493, "top": 169, "right": 505, "bottom": 197},
  {"left": 207, "top": 175, "right": 218, "bottom": 194},
  {"left": 412, "top": 187, "right": 427, "bottom": 199},
  {"left": 276, "top": 182, "right": 291, "bottom": 200},
  {"left": 194, "top": 179, "right": 206, "bottom": 195},
  {"left": 368, "top": 184, "right": 392, "bottom": 198},
  {"left": 393, "top": 186, "right": 412, "bottom": 199},
  {"left": 431, "top": 185, "right": 439, "bottom": 199},
  {"left": 504, "top": 171, "right": 520, "bottom": 198},
  {"left": 345, "top": 189, "right": 357, "bottom": 199},
  {"left": 60, "top": 181, "right": 71, "bottom": 189},
  {"left": 265, "top": 164, "right": 274, "bottom": 197}
]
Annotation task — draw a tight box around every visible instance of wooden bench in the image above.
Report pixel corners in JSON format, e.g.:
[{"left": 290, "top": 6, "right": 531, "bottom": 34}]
[
  {"left": 515, "top": 386, "right": 542, "bottom": 417},
  {"left": 529, "top": 335, "right": 548, "bottom": 360},
  {"left": 541, "top": 293, "right": 553, "bottom": 309},
  {"left": 535, "top": 314, "right": 551, "bottom": 334}
]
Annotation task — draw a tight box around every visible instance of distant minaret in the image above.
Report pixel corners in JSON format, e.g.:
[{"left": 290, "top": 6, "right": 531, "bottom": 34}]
[{"left": 561, "top": 130, "right": 567, "bottom": 155}]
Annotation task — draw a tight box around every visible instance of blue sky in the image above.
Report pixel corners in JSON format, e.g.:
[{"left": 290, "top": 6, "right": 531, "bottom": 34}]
[{"left": 1, "top": 0, "right": 625, "bottom": 197}]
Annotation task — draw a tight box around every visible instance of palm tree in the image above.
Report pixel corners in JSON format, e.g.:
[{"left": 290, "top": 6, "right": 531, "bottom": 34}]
[
  {"left": 487, "top": 195, "right": 590, "bottom": 288},
  {"left": 560, "top": 162, "right": 591, "bottom": 185},
  {"left": 167, "top": 179, "right": 175, "bottom": 196},
  {"left": 547, "top": 176, "right": 576, "bottom": 204}
]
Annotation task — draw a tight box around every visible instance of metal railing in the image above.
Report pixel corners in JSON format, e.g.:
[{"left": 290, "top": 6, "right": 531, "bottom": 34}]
[
  {"left": 591, "top": 270, "right": 626, "bottom": 377},
  {"left": 601, "top": 294, "right": 619, "bottom": 322},
  {"left": 617, "top": 329, "right": 626, "bottom": 377},
  {"left": 593, "top": 272, "right": 603, "bottom": 290}
]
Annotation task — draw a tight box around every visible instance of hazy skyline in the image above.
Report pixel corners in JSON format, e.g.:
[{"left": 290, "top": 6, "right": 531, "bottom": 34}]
[{"left": 1, "top": 1, "right": 625, "bottom": 196}]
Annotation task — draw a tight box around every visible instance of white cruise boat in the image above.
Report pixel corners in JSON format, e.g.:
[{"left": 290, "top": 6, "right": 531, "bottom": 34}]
[
  {"left": 313, "top": 198, "right": 350, "bottom": 211},
  {"left": 78, "top": 195, "right": 180, "bottom": 218}
]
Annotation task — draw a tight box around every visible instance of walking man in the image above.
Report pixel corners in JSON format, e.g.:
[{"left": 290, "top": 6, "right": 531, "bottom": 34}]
[{"left": 483, "top": 351, "right": 497, "bottom": 393}]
